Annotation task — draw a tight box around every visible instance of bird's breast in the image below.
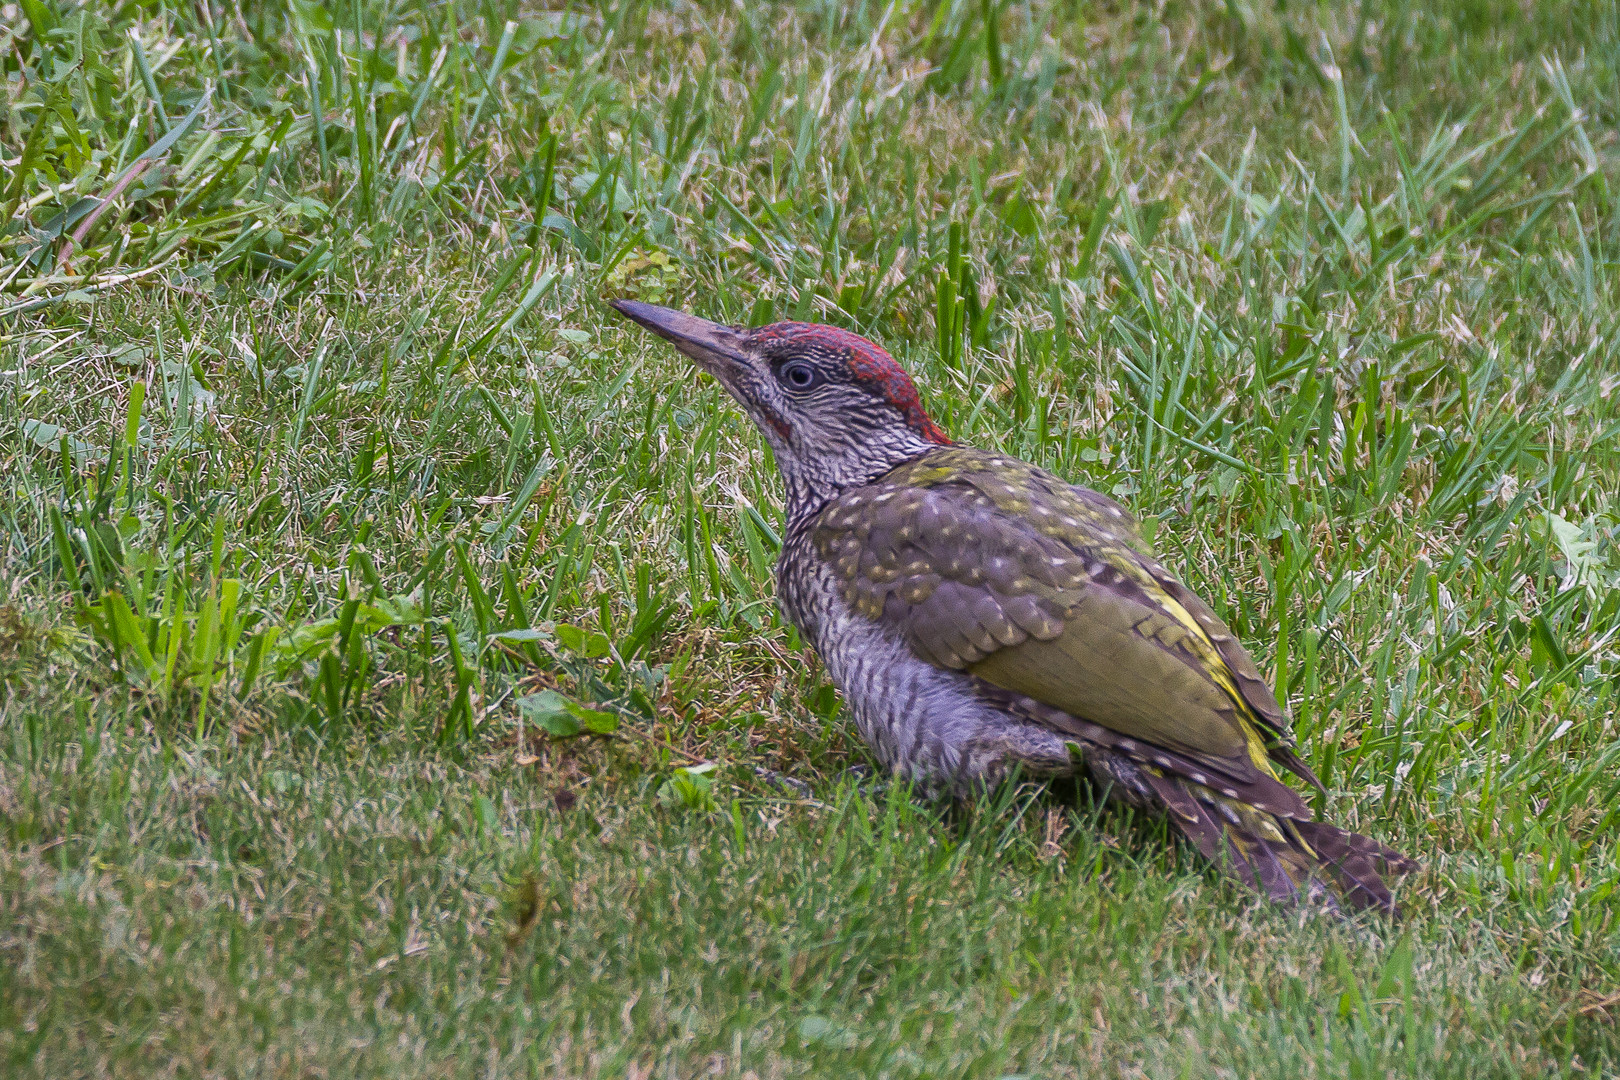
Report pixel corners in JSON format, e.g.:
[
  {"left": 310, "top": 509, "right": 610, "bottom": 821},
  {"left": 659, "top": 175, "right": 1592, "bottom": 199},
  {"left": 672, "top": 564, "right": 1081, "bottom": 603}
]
[{"left": 775, "top": 539, "right": 1071, "bottom": 789}]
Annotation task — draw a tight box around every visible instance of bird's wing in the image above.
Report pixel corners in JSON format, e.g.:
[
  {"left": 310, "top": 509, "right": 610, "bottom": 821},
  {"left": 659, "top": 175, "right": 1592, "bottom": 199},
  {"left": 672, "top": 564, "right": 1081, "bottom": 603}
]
[{"left": 813, "top": 447, "right": 1320, "bottom": 800}]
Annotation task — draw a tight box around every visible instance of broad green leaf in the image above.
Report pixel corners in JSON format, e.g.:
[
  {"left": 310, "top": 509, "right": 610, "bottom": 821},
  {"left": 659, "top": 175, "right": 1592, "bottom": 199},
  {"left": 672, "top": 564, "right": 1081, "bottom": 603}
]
[
  {"left": 21, "top": 419, "right": 101, "bottom": 463},
  {"left": 108, "top": 344, "right": 149, "bottom": 368},
  {"left": 554, "top": 623, "right": 611, "bottom": 659},
  {"left": 288, "top": 0, "right": 333, "bottom": 33},
  {"left": 518, "top": 690, "right": 581, "bottom": 737},
  {"left": 567, "top": 702, "right": 619, "bottom": 735},
  {"left": 517, "top": 690, "right": 619, "bottom": 737},
  {"left": 489, "top": 628, "right": 551, "bottom": 644},
  {"left": 369, "top": 592, "right": 426, "bottom": 625}
]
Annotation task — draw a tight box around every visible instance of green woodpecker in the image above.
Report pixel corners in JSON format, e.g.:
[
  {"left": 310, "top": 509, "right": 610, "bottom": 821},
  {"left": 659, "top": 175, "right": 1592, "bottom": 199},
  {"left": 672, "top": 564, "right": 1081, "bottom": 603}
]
[{"left": 613, "top": 300, "right": 1415, "bottom": 913}]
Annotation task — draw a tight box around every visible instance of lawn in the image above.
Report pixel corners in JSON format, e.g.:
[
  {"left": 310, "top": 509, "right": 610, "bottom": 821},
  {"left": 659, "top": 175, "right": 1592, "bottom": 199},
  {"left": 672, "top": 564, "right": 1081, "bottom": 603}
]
[{"left": 3, "top": 0, "right": 1619, "bottom": 1076}]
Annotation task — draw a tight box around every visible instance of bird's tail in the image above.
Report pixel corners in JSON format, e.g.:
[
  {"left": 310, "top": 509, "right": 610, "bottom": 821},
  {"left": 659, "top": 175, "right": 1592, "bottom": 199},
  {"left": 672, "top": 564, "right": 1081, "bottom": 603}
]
[{"left": 1092, "top": 751, "right": 1417, "bottom": 915}]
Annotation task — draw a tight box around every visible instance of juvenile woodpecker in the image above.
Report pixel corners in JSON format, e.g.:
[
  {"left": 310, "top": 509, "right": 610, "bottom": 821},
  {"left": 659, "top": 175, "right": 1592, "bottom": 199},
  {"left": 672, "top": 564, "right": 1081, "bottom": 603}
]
[{"left": 612, "top": 300, "right": 1415, "bottom": 913}]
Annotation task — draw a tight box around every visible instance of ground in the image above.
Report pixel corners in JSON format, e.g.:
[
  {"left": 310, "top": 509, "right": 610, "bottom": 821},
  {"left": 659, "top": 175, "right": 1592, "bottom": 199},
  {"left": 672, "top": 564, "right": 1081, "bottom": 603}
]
[{"left": 2, "top": 1, "right": 1619, "bottom": 1076}]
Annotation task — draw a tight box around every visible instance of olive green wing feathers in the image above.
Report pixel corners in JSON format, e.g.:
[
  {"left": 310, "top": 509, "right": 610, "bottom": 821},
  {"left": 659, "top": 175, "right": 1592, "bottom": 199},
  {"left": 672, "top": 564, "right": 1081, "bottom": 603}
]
[
  {"left": 812, "top": 447, "right": 1318, "bottom": 805},
  {"left": 814, "top": 447, "right": 1415, "bottom": 911}
]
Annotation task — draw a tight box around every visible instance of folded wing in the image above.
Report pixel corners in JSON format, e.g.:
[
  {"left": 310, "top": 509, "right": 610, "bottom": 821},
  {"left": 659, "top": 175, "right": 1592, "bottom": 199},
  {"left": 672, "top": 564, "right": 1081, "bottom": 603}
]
[{"left": 813, "top": 446, "right": 1314, "bottom": 804}]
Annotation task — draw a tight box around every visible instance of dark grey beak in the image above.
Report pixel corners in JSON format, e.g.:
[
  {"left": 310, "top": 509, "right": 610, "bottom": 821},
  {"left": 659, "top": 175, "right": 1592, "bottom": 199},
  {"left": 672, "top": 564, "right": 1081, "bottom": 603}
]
[{"left": 609, "top": 299, "right": 748, "bottom": 375}]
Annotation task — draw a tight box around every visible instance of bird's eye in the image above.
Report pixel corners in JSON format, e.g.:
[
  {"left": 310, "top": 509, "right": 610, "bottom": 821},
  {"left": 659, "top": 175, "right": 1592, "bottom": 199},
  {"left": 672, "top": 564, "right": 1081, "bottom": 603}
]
[{"left": 780, "top": 361, "right": 819, "bottom": 390}]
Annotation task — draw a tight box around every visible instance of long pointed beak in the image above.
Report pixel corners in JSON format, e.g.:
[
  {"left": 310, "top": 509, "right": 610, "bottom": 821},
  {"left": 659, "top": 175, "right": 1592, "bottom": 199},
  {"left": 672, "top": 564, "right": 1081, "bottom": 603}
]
[{"left": 609, "top": 299, "right": 748, "bottom": 374}]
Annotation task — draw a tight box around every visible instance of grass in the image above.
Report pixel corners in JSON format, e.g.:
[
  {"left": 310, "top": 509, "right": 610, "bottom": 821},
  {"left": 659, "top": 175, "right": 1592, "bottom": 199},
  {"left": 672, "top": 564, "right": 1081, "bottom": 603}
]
[{"left": 2, "top": 0, "right": 1619, "bottom": 1074}]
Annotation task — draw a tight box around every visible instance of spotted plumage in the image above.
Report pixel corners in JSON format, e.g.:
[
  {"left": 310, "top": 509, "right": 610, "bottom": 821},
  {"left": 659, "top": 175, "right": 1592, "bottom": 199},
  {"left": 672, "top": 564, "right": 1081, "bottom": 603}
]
[{"left": 611, "top": 299, "right": 1416, "bottom": 914}]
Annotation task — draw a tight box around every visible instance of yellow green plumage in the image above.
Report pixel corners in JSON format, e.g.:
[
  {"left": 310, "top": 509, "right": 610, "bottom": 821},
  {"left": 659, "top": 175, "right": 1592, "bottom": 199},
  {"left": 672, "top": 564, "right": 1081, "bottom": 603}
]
[
  {"left": 811, "top": 445, "right": 1412, "bottom": 911},
  {"left": 610, "top": 300, "right": 1416, "bottom": 914}
]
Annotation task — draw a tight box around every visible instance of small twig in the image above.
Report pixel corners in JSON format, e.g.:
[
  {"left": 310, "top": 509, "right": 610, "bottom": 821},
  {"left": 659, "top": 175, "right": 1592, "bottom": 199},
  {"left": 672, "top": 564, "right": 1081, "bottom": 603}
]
[
  {"left": 0, "top": 253, "right": 179, "bottom": 318},
  {"left": 56, "top": 158, "right": 154, "bottom": 273},
  {"left": 604, "top": 713, "right": 713, "bottom": 767},
  {"left": 1579, "top": 991, "right": 1620, "bottom": 1017},
  {"left": 46, "top": 89, "right": 211, "bottom": 275}
]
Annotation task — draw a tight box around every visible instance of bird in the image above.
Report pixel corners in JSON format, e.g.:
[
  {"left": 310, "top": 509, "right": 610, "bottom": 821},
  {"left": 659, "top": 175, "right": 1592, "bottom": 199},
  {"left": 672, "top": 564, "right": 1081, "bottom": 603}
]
[{"left": 609, "top": 298, "right": 1417, "bottom": 914}]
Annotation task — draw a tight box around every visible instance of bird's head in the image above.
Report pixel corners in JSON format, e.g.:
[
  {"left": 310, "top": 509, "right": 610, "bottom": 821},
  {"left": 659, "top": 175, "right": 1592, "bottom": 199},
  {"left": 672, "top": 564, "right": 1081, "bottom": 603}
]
[{"left": 611, "top": 300, "right": 950, "bottom": 513}]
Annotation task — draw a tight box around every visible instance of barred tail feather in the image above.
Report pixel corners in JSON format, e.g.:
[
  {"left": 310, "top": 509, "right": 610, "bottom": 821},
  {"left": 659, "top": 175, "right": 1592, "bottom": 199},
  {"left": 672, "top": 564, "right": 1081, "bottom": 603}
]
[
  {"left": 1093, "top": 750, "right": 1413, "bottom": 916},
  {"left": 1290, "top": 819, "right": 1418, "bottom": 914}
]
